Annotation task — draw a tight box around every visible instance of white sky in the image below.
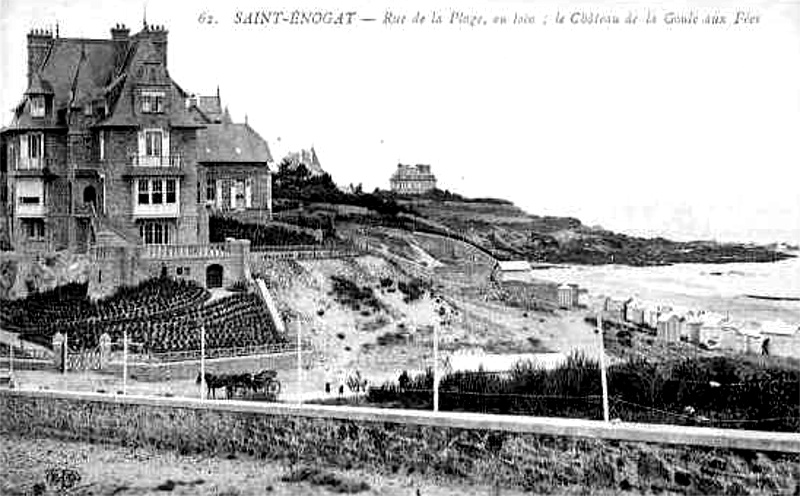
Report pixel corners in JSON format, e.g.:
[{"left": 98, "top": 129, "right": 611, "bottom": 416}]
[{"left": 2, "top": 0, "right": 799, "bottom": 244}]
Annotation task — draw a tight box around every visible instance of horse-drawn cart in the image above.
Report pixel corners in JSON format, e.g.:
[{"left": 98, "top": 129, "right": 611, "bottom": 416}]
[{"left": 197, "top": 369, "right": 281, "bottom": 400}]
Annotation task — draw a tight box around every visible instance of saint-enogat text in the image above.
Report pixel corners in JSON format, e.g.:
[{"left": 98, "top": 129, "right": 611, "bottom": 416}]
[{"left": 233, "top": 10, "right": 358, "bottom": 25}]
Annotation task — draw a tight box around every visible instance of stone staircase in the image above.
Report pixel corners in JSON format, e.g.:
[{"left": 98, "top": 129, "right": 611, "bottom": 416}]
[{"left": 89, "top": 205, "right": 132, "bottom": 247}]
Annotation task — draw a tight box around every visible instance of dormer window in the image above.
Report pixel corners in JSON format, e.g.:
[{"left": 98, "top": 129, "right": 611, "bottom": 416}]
[
  {"left": 30, "top": 96, "right": 46, "bottom": 118},
  {"left": 141, "top": 90, "right": 165, "bottom": 113}
]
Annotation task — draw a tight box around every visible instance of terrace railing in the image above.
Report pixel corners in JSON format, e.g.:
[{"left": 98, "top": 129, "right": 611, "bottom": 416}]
[
  {"left": 143, "top": 243, "right": 229, "bottom": 260},
  {"left": 126, "top": 340, "right": 311, "bottom": 363},
  {"left": 129, "top": 154, "right": 183, "bottom": 168}
]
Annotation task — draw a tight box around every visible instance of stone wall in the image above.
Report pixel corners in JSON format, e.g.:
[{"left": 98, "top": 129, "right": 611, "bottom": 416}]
[
  {"left": 1, "top": 390, "right": 798, "bottom": 494},
  {"left": 412, "top": 231, "right": 495, "bottom": 266},
  {"left": 86, "top": 239, "right": 251, "bottom": 298}
]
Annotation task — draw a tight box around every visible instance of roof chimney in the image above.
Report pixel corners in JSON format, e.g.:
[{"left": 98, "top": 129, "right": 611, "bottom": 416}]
[
  {"left": 149, "top": 24, "right": 169, "bottom": 66},
  {"left": 111, "top": 23, "right": 130, "bottom": 67},
  {"left": 111, "top": 23, "right": 130, "bottom": 42},
  {"left": 27, "top": 28, "right": 54, "bottom": 86}
]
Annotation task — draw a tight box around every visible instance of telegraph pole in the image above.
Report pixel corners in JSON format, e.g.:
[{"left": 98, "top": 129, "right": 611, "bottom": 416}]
[
  {"left": 122, "top": 330, "right": 128, "bottom": 395},
  {"left": 200, "top": 312, "right": 206, "bottom": 400},
  {"left": 433, "top": 321, "right": 439, "bottom": 412},
  {"left": 597, "top": 313, "right": 610, "bottom": 422},
  {"left": 296, "top": 320, "right": 303, "bottom": 405}
]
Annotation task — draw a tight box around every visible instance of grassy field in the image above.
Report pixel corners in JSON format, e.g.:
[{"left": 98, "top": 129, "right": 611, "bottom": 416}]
[{"left": 1, "top": 434, "right": 634, "bottom": 496}]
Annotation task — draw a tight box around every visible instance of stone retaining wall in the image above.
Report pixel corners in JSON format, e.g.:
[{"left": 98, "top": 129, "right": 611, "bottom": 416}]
[{"left": 1, "top": 390, "right": 798, "bottom": 494}]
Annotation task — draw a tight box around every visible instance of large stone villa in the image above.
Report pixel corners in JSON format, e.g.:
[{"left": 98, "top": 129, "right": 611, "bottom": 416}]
[
  {"left": 0, "top": 23, "right": 273, "bottom": 296},
  {"left": 389, "top": 163, "right": 436, "bottom": 195}
]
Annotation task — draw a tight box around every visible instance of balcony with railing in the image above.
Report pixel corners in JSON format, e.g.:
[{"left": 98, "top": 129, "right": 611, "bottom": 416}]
[
  {"left": 129, "top": 154, "right": 183, "bottom": 168},
  {"left": 13, "top": 157, "right": 59, "bottom": 177}
]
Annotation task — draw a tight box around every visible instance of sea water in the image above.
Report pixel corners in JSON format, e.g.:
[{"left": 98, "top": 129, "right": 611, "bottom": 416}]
[{"left": 534, "top": 256, "right": 800, "bottom": 325}]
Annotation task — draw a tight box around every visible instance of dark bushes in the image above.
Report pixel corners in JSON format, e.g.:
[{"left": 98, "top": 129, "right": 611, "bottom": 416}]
[
  {"left": 366, "top": 354, "right": 800, "bottom": 432},
  {"left": 329, "top": 276, "right": 383, "bottom": 312},
  {"left": 209, "top": 216, "right": 318, "bottom": 246},
  {"left": 397, "top": 278, "right": 430, "bottom": 303}
]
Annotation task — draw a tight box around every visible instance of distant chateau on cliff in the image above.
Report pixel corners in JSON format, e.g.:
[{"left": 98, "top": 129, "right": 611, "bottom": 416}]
[
  {"left": 282, "top": 147, "right": 324, "bottom": 177},
  {"left": 390, "top": 164, "right": 436, "bottom": 195}
]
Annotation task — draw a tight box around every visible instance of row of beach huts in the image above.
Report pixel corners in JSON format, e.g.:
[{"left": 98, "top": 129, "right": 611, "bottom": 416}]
[{"left": 601, "top": 296, "right": 800, "bottom": 359}]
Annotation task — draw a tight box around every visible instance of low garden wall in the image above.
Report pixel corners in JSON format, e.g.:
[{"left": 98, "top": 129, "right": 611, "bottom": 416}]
[{"left": 1, "top": 390, "right": 798, "bottom": 494}]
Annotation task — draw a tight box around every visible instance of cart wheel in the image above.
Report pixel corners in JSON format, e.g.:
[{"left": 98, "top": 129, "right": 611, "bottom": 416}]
[{"left": 267, "top": 380, "right": 281, "bottom": 396}]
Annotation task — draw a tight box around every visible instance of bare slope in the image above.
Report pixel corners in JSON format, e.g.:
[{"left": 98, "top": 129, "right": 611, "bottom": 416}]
[{"left": 257, "top": 254, "right": 598, "bottom": 389}]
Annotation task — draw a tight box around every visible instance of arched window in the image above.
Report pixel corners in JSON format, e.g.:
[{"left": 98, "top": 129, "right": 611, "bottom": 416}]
[{"left": 206, "top": 264, "right": 223, "bottom": 288}]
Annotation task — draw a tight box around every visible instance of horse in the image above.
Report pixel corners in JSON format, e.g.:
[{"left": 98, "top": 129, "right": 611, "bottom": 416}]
[
  {"left": 225, "top": 373, "right": 255, "bottom": 399},
  {"left": 196, "top": 372, "right": 227, "bottom": 399}
]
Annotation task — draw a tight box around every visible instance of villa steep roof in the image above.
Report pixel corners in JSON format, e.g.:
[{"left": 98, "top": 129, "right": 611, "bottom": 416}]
[
  {"left": 25, "top": 73, "right": 55, "bottom": 95},
  {"left": 198, "top": 122, "right": 272, "bottom": 165}
]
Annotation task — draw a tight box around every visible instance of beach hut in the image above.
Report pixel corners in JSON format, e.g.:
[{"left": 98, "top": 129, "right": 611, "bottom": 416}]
[
  {"left": 557, "top": 283, "right": 580, "bottom": 309},
  {"left": 625, "top": 298, "right": 646, "bottom": 326},
  {"left": 696, "top": 313, "right": 728, "bottom": 349},
  {"left": 741, "top": 328, "right": 764, "bottom": 354},
  {"left": 492, "top": 261, "right": 533, "bottom": 283},
  {"left": 642, "top": 303, "right": 662, "bottom": 330},
  {"left": 656, "top": 312, "right": 683, "bottom": 342},
  {"left": 717, "top": 321, "right": 744, "bottom": 352},
  {"left": 683, "top": 311, "right": 706, "bottom": 343},
  {"left": 604, "top": 296, "right": 632, "bottom": 322}
]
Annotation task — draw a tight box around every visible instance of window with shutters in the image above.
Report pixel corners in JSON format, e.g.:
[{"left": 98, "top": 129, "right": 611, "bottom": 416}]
[
  {"left": 138, "top": 179, "right": 150, "bottom": 205},
  {"left": 152, "top": 180, "right": 163, "bottom": 204},
  {"left": 166, "top": 179, "right": 176, "bottom": 204}
]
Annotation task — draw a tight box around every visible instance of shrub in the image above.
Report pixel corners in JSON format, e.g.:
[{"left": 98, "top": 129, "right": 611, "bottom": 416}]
[
  {"left": 376, "top": 331, "right": 407, "bottom": 347},
  {"left": 397, "top": 278, "right": 430, "bottom": 303},
  {"left": 281, "top": 466, "right": 370, "bottom": 494},
  {"left": 209, "top": 216, "right": 318, "bottom": 246},
  {"left": 227, "top": 280, "right": 249, "bottom": 293},
  {"left": 330, "top": 276, "right": 384, "bottom": 312},
  {"left": 365, "top": 354, "right": 800, "bottom": 431}
]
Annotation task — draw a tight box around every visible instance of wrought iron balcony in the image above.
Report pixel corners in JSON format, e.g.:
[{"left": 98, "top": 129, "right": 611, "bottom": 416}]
[
  {"left": 129, "top": 154, "right": 183, "bottom": 168},
  {"left": 14, "top": 157, "right": 59, "bottom": 175}
]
